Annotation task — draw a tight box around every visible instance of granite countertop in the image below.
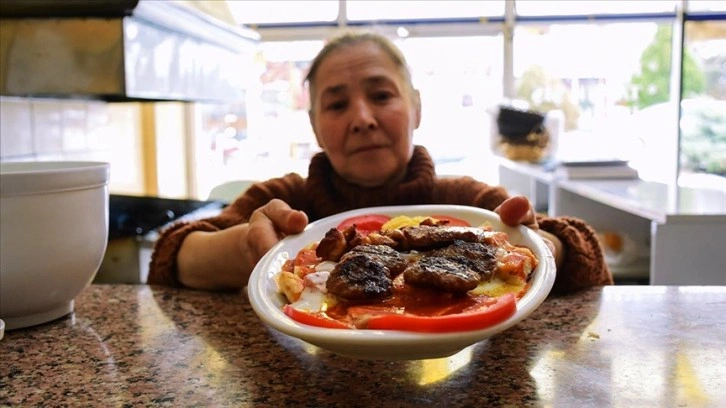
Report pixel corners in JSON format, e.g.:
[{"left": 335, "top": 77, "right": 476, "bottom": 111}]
[{"left": 1, "top": 284, "right": 725, "bottom": 407}]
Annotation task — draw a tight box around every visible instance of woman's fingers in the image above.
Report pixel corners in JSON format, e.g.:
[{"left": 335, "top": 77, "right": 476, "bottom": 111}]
[
  {"left": 247, "top": 199, "right": 308, "bottom": 261},
  {"left": 495, "top": 196, "right": 537, "bottom": 228},
  {"left": 250, "top": 199, "right": 308, "bottom": 231}
]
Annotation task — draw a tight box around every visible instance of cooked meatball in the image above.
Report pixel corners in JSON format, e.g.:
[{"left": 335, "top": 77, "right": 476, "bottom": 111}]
[
  {"left": 316, "top": 227, "right": 348, "bottom": 261},
  {"left": 403, "top": 256, "right": 481, "bottom": 294},
  {"left": 326, "top": 254, "right": 393, "bottom": 301}
]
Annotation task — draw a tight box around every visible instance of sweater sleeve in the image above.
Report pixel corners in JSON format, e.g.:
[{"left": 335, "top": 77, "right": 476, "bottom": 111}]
[
  {"left": 538, "top": 216, "right": 613, "bottom": 295},
  {"left": 146, "top": 173, "right": 307, "bottom": 287}
]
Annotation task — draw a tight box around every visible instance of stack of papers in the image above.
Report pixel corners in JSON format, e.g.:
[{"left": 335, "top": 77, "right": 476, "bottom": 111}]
[{"left": 553, "top": 159, "right": 639, "bottom": 180}]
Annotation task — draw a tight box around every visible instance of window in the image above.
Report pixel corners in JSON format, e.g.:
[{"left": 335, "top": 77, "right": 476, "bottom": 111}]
[
  {"left": 514, "top": 1, "right": 677, "bottom": 16},
  {"left": 227, "top": 1, "right": 338, "bottom": 25},
  {"left": 678, "top": 20, "right": 725, "bottom": 184},
  {"left": 686, "top": 1, "right": 726, "bottom": 13},
  {"left": 252, "top": 40, "right": 322, "bottom": 178},
  {"left": 347, "top": 1, "right": 503, "bottom": 21},
  {"left": 189, "top": 0, "right": 724, "bottom": 199},
  {"left": 398, "top": 35, "right": 503, "bottom": 179},
  {"left": 194, "top": 40, "right": 323, "bottom": 195},
  {"left": 513, "top": 22, "right": 680, "bottom": 182}
]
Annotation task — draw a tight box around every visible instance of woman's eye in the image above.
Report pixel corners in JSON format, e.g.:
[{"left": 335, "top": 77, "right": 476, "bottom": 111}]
[
  {"left": 326, "top": 101, "right": 347, "bottom": 111},
  {"left": 372, "top": 92, "right": 392, "bottom": 102}
]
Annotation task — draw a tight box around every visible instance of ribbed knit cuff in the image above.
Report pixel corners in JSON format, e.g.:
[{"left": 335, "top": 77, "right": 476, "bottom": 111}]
[{"left": 538, "top": 216, "right": 612, "bottom": 295}]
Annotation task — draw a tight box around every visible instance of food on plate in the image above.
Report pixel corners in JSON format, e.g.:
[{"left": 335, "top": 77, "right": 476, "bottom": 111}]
[
  {"left": 336, "top": 214, "right": 391, "bottom": 234},
  {"left": 275, "top": 214, "right": 539, "bottom": 333}
]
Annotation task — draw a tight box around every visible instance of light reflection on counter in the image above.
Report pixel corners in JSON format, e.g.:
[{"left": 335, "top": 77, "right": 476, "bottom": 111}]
[
  {"left": 136, "top": 288, "right": 180, "bottom": 343},
  {"left": 529, "top": 348, "right": 565, "bottom": 407},
  {"left": 529, "top": 286, "right": 724, "bottom": 407},
  {"left": 408, "top": 345, "right": 475, "bottom": 386},
  {"left": 135, "top": 287, "right": 229, "bottom": 384},
  {"left": 295, "top": 338, "right": 475, "bottom": 385}
]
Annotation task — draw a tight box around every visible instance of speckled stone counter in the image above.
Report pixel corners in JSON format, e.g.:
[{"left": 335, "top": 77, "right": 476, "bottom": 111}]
[{"left": 1, "top": 285, "right": 725, "bottom": 407}]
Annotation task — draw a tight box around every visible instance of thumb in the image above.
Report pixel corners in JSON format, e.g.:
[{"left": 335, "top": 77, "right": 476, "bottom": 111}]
[
  {"left": 495, "top": 196, "right": 537, "bottom": 228},
  {"left": 253, "top": 199, "right": 308, "bottom": 235}
]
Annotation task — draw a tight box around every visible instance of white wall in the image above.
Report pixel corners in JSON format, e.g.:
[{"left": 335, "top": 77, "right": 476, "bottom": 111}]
[{"left": 0, "top": 96, "right": 146, "bottom": 196}]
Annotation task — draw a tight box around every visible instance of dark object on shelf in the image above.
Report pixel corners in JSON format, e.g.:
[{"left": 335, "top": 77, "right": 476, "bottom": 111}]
[
  {"left": 495, "top": 106, "right": 550, "bottom": 162},
  {"left": 108, "top": 194, "right": 225, "bottom": 240},
  {"left": 497, "top": 106, "right": 546, "bottom": 141}
]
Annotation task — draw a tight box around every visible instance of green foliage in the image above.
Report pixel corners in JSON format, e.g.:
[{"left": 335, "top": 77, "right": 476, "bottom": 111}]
[
  {"left": 680, "top": 100, "right": 726, "bottom": 175},
  {"left": 629, "top": 25, "right": 706, "bottom": 110},
  {"left": 515, "top": 65, "right": 580, "bottom": 130}
]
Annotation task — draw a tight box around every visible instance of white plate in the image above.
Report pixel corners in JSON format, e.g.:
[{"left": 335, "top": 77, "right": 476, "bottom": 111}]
[{"left": 247, "top": 205, "right": 556, "bottom": 360}]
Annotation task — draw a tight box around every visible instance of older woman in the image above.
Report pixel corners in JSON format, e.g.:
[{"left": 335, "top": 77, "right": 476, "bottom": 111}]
[{"left": 148, "top": 31, "right": 611, "bottom": 294}]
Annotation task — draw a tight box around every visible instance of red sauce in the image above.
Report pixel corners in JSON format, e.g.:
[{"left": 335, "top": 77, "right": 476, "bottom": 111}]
[{"left": 325, "top": 275, "right": 493, "bottom": 322}]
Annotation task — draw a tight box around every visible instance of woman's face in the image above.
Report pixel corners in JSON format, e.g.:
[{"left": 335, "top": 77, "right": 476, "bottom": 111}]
[{"left": 309, "top": 41, "right": 421, "bottom": 187}]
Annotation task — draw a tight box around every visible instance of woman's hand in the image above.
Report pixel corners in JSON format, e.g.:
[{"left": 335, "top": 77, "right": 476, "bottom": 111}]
[
  {"left": 177, "top": 199, "right": 308, "bottom": 290},
  {"left": 495, "top": 196, "right": 564, "bottom": 268},
  {"left": 246, "top": 199, "right": 309, "bottom": 267}
]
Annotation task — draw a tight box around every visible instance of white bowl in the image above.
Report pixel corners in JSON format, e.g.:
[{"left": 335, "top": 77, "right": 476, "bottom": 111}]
[
  {"left": 248, "top": 205, "right": 556, "bottom": 360},
  {"left": 0, "top": 161, "right": 110, "bottom": 330}
]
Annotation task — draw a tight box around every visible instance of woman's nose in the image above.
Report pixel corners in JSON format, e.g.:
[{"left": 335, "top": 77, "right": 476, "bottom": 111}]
[{"left": 350, "top": 100, "right": 377, "bottom": 133}]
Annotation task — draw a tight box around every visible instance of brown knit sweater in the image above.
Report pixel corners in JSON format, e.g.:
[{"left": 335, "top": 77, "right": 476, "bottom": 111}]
[{"left": 148, "top": 146, "right": 612, "bottom": 294}]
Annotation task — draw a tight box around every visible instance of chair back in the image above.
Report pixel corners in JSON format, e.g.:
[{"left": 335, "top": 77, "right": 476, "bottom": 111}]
[{"left": 207, "top": 180, "right": 256, "bottom": 203}]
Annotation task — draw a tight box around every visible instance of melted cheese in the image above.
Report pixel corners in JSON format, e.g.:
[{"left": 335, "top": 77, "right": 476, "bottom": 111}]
[
  {"left": 381, "top": 215, "right": 434, "bottom": 230},
  {"left": 469, "top": 277, "right": 525, "bottom": 298}
]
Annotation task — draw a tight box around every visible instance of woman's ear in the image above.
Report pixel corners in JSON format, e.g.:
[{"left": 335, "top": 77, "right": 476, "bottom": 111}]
[
  {"left": 413, "top": 89, "right": 422, "bottom": 129},
  {"left": 309, "top": 110, "right": 323, "bottom": 147}
]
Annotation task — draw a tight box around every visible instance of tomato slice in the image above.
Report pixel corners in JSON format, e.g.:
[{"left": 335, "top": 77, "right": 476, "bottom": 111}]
[
  {"left": 283, "top": 304, "right": 352, "bottom": 329},
  {"left": 364, "top": 293, "right": 516, "bottom": 333},
  {"left": 430, "top": 215, "right": 471, "bottom": 227},
  {"left": 336, "top": 214, "right": 391, "bottom": 234}
]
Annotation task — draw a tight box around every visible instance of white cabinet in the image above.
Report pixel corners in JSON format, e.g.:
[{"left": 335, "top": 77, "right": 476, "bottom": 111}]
[{"left": 498, "top": 158, "right": 726, "bottom": 285}]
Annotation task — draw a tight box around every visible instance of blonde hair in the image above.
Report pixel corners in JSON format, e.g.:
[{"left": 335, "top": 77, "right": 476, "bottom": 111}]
[{"left": 304, "top": 30, "right": 415, "bottom": 111}]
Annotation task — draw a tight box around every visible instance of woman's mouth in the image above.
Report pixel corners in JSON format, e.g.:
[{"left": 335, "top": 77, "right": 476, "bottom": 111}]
[{"left": 350, "top": 145, "right": 386, "bottom": 155}]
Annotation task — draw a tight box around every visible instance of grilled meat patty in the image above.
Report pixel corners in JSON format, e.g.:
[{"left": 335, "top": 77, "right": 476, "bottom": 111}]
[
  {"left": 326, "top": 253, "right": 394, "bottom": 301},
  {"left": 425, "top": 240, "right": 496, "bottom": 279},
  {"left": 324, "top": 224, "right": 500, "bottom": 300},
  {"left": 403, "top": 256, "right": 481, "bottom": 293},
  {"left": 344, "top": 244, "right": 408, "bottom": 276},
  {"left": 399, "top": 225, "right": 491, "bottom": 249}
]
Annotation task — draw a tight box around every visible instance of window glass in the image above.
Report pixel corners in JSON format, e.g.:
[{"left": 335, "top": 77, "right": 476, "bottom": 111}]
[
  {"left": 227, "top": 1, "right": 338, "bottom": 25},
  {"left": 398, "top": 36, "right": 503, "bottom": 179},
  {"left": 513, "top": 22, "right": 676, "bottom": 181},
  {"left": 686, "top": 1, "right": 726, "bottom": 13},
  {"left": 245, "top": 41, "right": 322, "bottom": 181},
  {"left": 678, "top": 20, "right": 726, "bottom": 187},
  {"left": 347, "top": 1, "right": 504, "bottom": 21},
  {"left": 195, "top": 1, "right": 723, "bottom": 193},
  {"left": 192, "top": 100, "right": 250, "bottom": 199},
  {"left": 192, "top": 41, "right": 323, "bottom": 196},
  {"left": 515, "top": 0, "right": 677, "bottom": 16}
]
